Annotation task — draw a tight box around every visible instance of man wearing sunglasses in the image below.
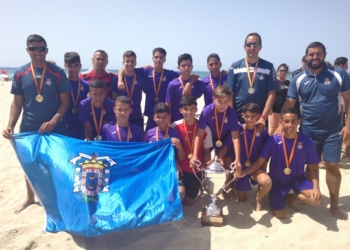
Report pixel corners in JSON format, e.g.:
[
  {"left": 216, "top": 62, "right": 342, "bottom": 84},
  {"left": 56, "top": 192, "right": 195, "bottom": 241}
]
[
  {"left": 226, "top": 32, "right": 276, "bottom": 128},
  {"left": 2, "top": 34, "right": 71, "bottom": 214}
]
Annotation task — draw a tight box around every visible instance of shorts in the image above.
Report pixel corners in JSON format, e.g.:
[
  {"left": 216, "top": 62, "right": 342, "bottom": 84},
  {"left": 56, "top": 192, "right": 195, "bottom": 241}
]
[
  {"left": 234, "top": 170, "right": 258, "bottom": 191},
  {"left": 178, "top": 171, "right": 202, "bottom": 200},
  {"left": 269, "top": 177, "right": 313, "bottom": 210},
  {"left": 300, "top": 127, "right": 342, "bottom": 163},
  {"left": 129, "top": 117, "right": 144, "bottom": 133}
]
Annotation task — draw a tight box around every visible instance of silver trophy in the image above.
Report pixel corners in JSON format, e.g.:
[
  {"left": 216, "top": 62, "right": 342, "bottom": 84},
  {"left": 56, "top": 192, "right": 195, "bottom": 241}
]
[{"left": 196, "top": 155, "right": 235, "bottom": 226}]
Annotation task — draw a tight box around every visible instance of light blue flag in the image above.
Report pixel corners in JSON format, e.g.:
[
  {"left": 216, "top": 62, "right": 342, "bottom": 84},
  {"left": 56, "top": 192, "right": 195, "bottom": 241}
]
[{"left": 11, "top": 132, "right": 183, "bottom": 237}]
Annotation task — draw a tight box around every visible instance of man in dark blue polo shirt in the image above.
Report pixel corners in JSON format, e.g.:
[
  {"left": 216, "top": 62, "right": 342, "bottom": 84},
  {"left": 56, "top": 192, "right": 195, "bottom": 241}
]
[
  {"left": 2, "top": 34, "right": 71, "bottom": 214},
  {"left": 283, "top": 42, "right": 350, "bottom": 220},
  {"left": 226, "top": 32, "right": 276, "bottom": 126}
]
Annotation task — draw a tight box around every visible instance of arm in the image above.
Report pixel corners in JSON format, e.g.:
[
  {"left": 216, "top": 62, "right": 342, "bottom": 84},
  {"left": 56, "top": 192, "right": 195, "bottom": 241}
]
[
  {"left": 340, "top": 91, "right": 350, "bottom": 144},
  {"left": 39, "top": 92, "right": 70, "bottom": 133},
  {"left": 183, "top": 74, "right": 199, "bottom": 96},
  {"left": 2, "top": 95, "right": 23, "bottom": 139},
  {"left": 242, "top": 157, "right": 267, "bottom": 176},
  {"left": 171, "top": 138, "right": 185, "bottom": 161},
  {"left": 231, "top": 130, "right": 241, "bottom": 171},
  {"left": 83, "top": 121, "right": 93, "bottom": 140},
  {"left": 118, "top": 68, "right": 126, "bottom": 91},
  {"left": 256, "top": 90, "right": 276, "bottom": 129},
  {"left": 190, "top": 128, "right": 205, "bottom": 166},
  {"left": 203, "top": 147, "right": 211, "bottom": 168},
  {"left": 307, "top": 163, "right": 321, "bottom": 201}
]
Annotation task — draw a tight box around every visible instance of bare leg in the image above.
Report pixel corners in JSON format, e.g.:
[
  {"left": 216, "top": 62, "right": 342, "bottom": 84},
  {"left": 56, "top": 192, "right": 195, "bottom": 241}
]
[
  {"left": 236, "top": 191, "right": 247, "bottom": 202},
  {"left": 178, "top": 186, "right": 186, "bottom": 201},
  {"left": 325, "top": 162, "right": 348, "bottom": 220},
  {"left": 272, "top": 208, "right": 287, "bottom": 219},
  {"left": 15, "top": 178, "right": 35, "bottom": 214},
  {"left": 252, "top": 170, "right": 272, "bottom": 211}
]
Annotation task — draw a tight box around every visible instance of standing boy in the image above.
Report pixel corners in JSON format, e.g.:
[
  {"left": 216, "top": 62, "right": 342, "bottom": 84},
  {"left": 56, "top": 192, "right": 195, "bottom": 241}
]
[
  {"left": 201, "top": 53, "right": 227, "bottom": 106},
  {"left": 101, "top": 96, "right": 143, "bottom": 142},
  {"left": 166, "top": 53, "right": 204, "bottom": 123},
  {"left": 111, "top": 51, "right": 146, "bottom": 130},
  {"left": 64, "top": 52, "right": 90, "bottom": 139},
  {"left": 79, "top": 80, "right": 115, "bottom": 141},
  {"left": 236, "top": 108, "right": 321, "bottom": 219},
  {"left": 171, "top": 96, "right": 213, "bottom": 205}
]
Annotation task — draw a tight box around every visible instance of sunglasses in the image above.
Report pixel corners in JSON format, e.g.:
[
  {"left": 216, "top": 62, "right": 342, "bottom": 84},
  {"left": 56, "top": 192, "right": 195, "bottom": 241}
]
[
  {"left": 279, "top": 70, "right": 287, "bottom": 73},
  {"left": 28, "top": 47, "right": 46, "bottom": 52},
  {"left": 245, "top": 42, "right": 261, "bottom": 47}
]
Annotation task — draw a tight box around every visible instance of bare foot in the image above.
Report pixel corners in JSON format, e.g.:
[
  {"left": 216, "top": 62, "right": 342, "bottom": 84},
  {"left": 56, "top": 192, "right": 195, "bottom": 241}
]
[
  {"left": 330, "top": 207, "right": 348, "bottom": 220},
  {"left": 14, "top": 197, "right": 35, "bottom": 214},
  {"left": 255, "top": 201, "right": 262, "bottom": 211}
]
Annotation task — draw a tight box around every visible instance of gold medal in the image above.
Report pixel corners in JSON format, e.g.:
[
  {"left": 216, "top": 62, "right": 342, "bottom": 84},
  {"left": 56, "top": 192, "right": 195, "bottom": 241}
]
[
  {"left": 188, "top": 153, "right": 193, "bottom": 159},
  {"left": 95, "top": 135, "right": 102, "bottom": 141},
  {"left": 36, "top": 94, "right": 44, "bottom": 102},
  {"left": 215, "top": 140, "right": 223, "bottom": 148},
  {"left": 284, "top": 168, "right": 291, "bottom": 175},
  {"left": 244, "top": 160, "right": 251, "bottom": 167},
  {"left": 72, "top": 107, "right": 78, "bottom": 114},
  {"left": 154, "top": 97, "right": 159, "bottom": 103}
]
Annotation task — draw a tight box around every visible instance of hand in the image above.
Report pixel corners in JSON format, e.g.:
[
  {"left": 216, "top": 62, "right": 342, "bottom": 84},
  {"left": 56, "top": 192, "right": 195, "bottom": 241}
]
[
  {"left": 118, "top": 81, "right": 126, "bottom": 91},
  {"left": 274, "top": 124, "right": 283, "bottom": 136},
  {"left": 2, "top": 127, "right": 14, "bottom": 139},
  {"left": 234, "top": 169, "right": 246, "bottom": 179},
  {"left": 171, "top": 138, "right": 182, "bottom": 150},
  {"left": 190, "top": 156, "right": 199, "bottom": 168},
  {"left": 339, "top": 125, "right": 350, "bottom": 145},
  {"left": 39, "top": 120, "right": 58, "bottom": 134},
  {"left": 143, "top": 65, "right": 154, "bottom": 69},
  {"left": 221, "top": 69, "right": 228, "bottom": 75},
  {"left": 183, "top": 82, "right": 192, "bottom": 96},
  {"left": 255, "top": 117, "right": 266, "bottom": 132},
  {"left": 310, "top": 187, "right": 322, "bottom": 203},
  {"left": 235, "top": 161, "right": 242, "bottom": 172}
]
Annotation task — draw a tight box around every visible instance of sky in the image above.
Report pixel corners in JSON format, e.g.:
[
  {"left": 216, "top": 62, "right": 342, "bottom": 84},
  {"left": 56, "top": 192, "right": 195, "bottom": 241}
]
[{"left": 1, "top": 0, "right": 349, "bottom": 72}]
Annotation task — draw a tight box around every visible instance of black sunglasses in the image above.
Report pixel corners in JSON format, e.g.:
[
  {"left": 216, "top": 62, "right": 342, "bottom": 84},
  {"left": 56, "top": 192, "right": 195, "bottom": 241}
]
[
  {"left": 28, "top": 47, "right": 46, "bottom": 52},
  {"left": 245, "top": 42, "right": 261, "bottom": 48}
]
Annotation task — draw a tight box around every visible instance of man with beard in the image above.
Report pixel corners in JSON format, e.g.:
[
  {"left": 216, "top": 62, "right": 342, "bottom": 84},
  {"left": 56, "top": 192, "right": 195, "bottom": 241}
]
[
  {"left": 226, "top": 32, "right": 276, "bottom": 127},
  {"left": 282, "top": 42, "right": 350, "bottom": 220}
]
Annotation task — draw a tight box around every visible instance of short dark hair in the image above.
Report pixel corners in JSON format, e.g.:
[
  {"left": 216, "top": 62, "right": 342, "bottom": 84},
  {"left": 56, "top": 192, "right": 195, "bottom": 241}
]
[
  {"left": 89, "top": 80, "right": 106, "bottom": 90},
  {"left": 64, "top": 52, "right": 81, "bottom": 64},
  {"left": 27, "top": 34, "right": 47, "bottom": 47},
  {"left": 177, "top": 53, "right": 192, "bottom": 66},
  {"left": 305, "top": 42, "right": 326, "bottom": 54},
  {"left": 207, "top": 53, "right": 221, "bottom": 63},
  {"left": 242, "top": 103, "right": 260, "bottom": 114},
  {"left": 93, "top": 50, "right": 108, "bottom": 58},
  {"left": 334, "top": 57, "right": 348, "bottom": 66},
  {"left": 153, "top": 47, "right": 167, "bottom": 57},
  {"left": 277, "top": 63, "right": 289, "bottom": 72},
  {"left": 301, "top": 56, "right": 307, "bottom": 62},
  {"left": 123, "top": 50, "right": 137, "bottom": 59},
  {"left": 180, "top": 96, "right": 197, "bottom": 108},
  {"left": 154, "top": 102, "right": 170, "bottom": 114},
  {"left": 115, "top": 96, "right": 133, "bottom": 107},
  {"left": 214, "top": 85, "right": 232, "bottom": 99},
  {"left": 281, "top": 108, "right": 300, "bottom": 119},
  {"left": 245, "top": 32, "right": 262, "bottom": 45}
]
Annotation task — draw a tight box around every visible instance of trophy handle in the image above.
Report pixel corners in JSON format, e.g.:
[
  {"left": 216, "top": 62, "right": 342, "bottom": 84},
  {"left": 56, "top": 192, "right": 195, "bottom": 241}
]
[
  {"left": 228, "top": 162, "right": 236, "bottom": 173},
  {"left": 195, "top": 160, "right": 203, "bottom": 171}
]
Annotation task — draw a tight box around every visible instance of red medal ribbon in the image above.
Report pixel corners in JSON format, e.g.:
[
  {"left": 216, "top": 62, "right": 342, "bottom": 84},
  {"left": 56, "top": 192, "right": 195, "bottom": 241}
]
[
  {"left": 116, "top": 123, "right": 130, "bottom": 142},
  {"left": 243, "top": 125, "right": 257, "bottom": 161},
  {"left": 31, "top": 63, "right": 47, "bottom": 95},
  {"left": 209, "top": 73, "right": 222, "bottom": 93},
  {"left": 282, "top": 133, "right": 298, "bottom": 168},
  {"left": 183, "top": 120, "right": 197, "bottom": 154},
  {"left": 91, "top": 102, "right": 104, "bottom": 136},
  {"left": 244, "top": 58, "right": 259, "bottom": 89},
  {"left": 69, "top": 78, "right": 81, "bottom": 108},
  {"left": 124, "top": 74, "right": 137, "bottom": 98},
  {"left": 153, "top": 70, "right": 164, "bottom": 99},
  {"left": 214, "top": 108, "right": 226, "bottom": 141},
  {"left": 156, "top": 126, "right": 169, "bottom": 141}
]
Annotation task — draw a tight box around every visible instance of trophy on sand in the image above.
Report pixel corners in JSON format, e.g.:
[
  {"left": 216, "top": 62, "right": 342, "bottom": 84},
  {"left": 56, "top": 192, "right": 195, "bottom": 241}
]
[{"left": 196, "top": 156, "right": 235, "bottom": 227}]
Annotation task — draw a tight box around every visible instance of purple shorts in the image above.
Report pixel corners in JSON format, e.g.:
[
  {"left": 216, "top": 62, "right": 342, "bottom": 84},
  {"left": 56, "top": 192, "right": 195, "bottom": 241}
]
[
  {"left": 269, "top": 177, "right": 313, "bottom": 210},
  {"left": 234, "top": 173, "right": 258, "bottom": 191}
]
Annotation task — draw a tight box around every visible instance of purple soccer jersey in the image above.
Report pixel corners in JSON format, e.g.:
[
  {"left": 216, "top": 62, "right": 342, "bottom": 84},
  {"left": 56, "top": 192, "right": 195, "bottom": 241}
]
[
  {"left": 65, "top": 78, "right": 90, "bottom": 139},
  {"left": 201, "top": 74, "right": 228, "bottom": 107},
  {"left": 260, "top": 133, "right": 320, "bottom": 186},
  {"left": 198, "top": 103, "right": 239, "bottom": 155},
  {"left": 101, "top": 122, "right": 144, "bottom": 142},
  {"left": 79, "top": 97, "right": 115, "bottom": 138},
  {"left": 111, "top": 74, "right": 146, "bottom": 119},
  {"left": 165, "top": 78, "right": 204, "bottom": 122}
]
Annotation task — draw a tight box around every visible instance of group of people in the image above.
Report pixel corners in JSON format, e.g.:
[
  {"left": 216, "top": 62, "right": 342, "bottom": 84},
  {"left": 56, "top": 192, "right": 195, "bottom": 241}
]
[{"left": 2, "top": 33, "right": 349, "bottom": 221}]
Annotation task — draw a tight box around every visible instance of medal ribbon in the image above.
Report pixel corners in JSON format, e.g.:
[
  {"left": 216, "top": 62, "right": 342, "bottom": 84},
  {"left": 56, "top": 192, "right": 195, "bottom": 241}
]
[
  {"left": 30, "top": 63, "right": 47, "bottom": 96},
  {"left": 156, "top": 126, "right": 169, "bottom": 141},
  {"left": 69, "top": 79, "right": 81, "bottom": 108},
  {"left": 243, "top": 125, "right": 257, "bottom": 161},
  {"left": 209, "top": 73, "right": 222, "bottom": 93},
  {"left": 124, "top": 75, "right": 137, "bottom": 98},
  {"left": 244, "top": 58, "right": 259, "bottom": 89},
  {"left": 178, "top": 77, "right": 186, "bottom": 95},
  {"left": 91, "top": 102, "right": 104, "bottom": 135},
  {"left": 153, "top": 70, "right": 164, "bottom": 99},
  {"left": 183, "top": 120, "right": 197, "bottom": 154},
  {"left": 282, "top": 133, "right": 298, "bottom": 168},
  {"left": 214, "top": 108, "right": 226, "bottom": 141},
  {"left": 116, "top": 124, "right": 130, "bottom": 142}
]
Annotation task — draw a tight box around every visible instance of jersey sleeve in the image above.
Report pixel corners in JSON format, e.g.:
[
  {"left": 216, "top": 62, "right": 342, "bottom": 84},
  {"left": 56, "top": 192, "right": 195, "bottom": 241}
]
[
  {"left": 225, "top": 64, "right": 236, "bottom": 93},
  {"left": 198, "top": 109, "right": 208, "bottom": 130},
  {"left": 267, "top": 65, "right": 277, "bottom": 92},
  {"left": 340, "top": 70, "right": 350, "bottom": 93},
  {"left": 286, "top": 77, "right": 298, "bottom": 100},
  {"left": 111, "top": 76, "right": 118, "bottom": 93},
  {"left": 203, "top": 125, "right": 213, "bottom": 148},
  {"left": 227, "top": 108, "right": 239, "bottom": 131},
  {"left": 79, "top": 101, "right": 90, "bottom": 123},
  {"left": 195, "top": 80, "right": 204, "bottom": 98},
  {"left": 165, "top": 81, "right": 174, "bottom": 103},
  {"left": 11, "top": 72, "right": 24, "bottom": 96},
  {"left": 168, "top": 70, "right": 180, "bottom": 81},
  {"left": 104, "top": 101, "right": 116, "bottom": 123},
  {"left": 58, "top": 69, "right": 72, "bottom": 94},
  {"left": 259, "top": 136, "right": 274, "bottom": 160},
  {"left": 223, "top": 133, "right": 233, "bottom": 148}
]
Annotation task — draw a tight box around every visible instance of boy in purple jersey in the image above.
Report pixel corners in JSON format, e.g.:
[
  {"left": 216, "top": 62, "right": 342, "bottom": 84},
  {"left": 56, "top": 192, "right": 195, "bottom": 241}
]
[
  {"left": 236, "top": 108, "right": 321, "bottom": 219},
  {"left": 79, "top": 80, "right": 115, "bottom": 141},
  {"left": 228, "top": 103, "right": 271, "bottom": 211},
  {"left": 201, "top": 53, "right": 228, "bottom": 106},
  {"left": 111, "top": 51, "right": 146, "bottom": 131},
  {"left": 116, "top": 48, "right": 199, "bottom": 132},
  {"left": 64, "top": 52, "right": 90, "bottom": 139},
  {"left": 101, "top": 96, "right": 143, "bottom": 142},
  {"left": 166, "top": 53, "right": 204, "bottom": 123},
  {"left": 190, "top": 86, "right": 242, "bottom": 197},
  {"left": 144, "top": 103, "right": 185, "bottom": 160}
]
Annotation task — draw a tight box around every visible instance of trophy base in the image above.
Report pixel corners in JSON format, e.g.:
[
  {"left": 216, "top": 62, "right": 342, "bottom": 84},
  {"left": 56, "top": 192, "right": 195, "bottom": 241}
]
[{"left": 201, "top": 206, "right": 224, "bottom": 227}]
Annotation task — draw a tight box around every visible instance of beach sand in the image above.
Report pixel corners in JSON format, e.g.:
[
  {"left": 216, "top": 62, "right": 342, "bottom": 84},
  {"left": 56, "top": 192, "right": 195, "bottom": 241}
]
[{"left": 0, "top": 80, "right": 349, "bottom": 250}]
